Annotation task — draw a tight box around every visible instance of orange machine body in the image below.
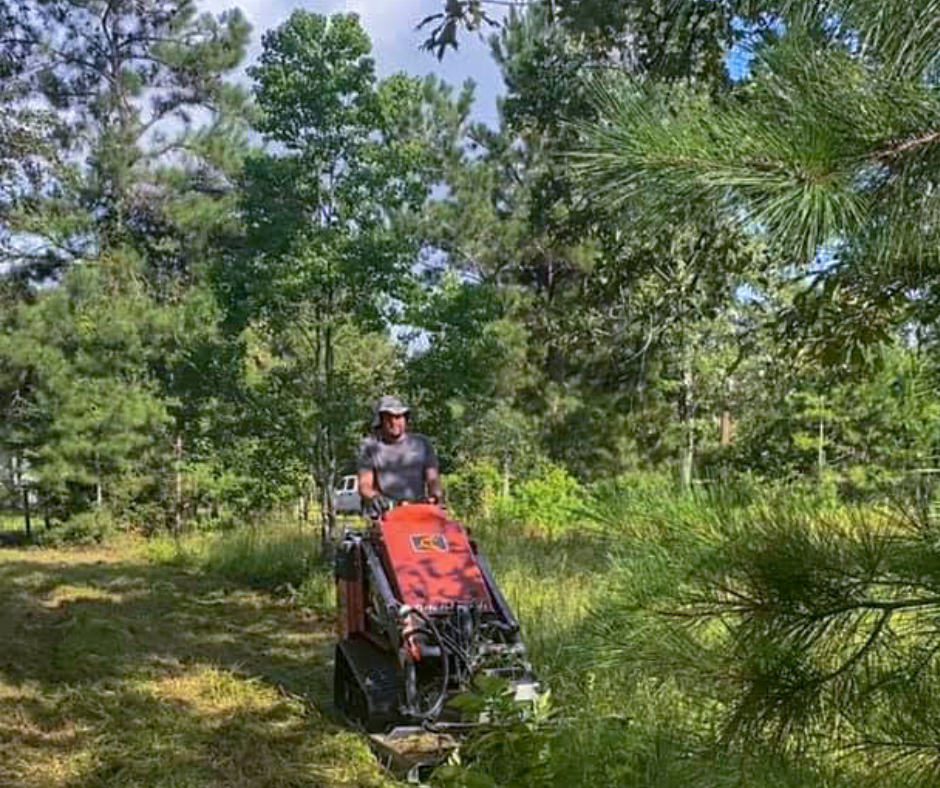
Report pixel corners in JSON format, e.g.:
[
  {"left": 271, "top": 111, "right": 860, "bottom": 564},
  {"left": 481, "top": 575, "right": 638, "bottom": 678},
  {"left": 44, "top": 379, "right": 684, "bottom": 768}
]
[{"left": 376, "top": 504, "right": 493, "bottom": 613}]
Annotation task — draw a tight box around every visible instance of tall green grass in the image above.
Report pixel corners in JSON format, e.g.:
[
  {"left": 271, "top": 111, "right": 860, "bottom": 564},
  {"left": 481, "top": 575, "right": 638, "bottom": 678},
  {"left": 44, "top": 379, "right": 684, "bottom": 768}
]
[
  {"left": 148, "top": 518, "right": 335, "bottom": 613},
  {"left": 438, "top": 474, "right": 875, "bottom": 788},
  {"left": 142, "top": 477, "right": 898, "bottom": 787}
]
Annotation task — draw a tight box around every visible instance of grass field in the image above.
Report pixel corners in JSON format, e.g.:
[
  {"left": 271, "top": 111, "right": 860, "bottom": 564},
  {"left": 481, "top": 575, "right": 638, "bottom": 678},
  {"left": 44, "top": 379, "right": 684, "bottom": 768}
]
[
  {"left": 0, "top": 538, "right": 398, "bottom": 788},
  {"left": 0, "top": 510, "right": 611, "bottom": 788},
  {"left": 2, "top": 490, "right": 861, "bottom": 788}
]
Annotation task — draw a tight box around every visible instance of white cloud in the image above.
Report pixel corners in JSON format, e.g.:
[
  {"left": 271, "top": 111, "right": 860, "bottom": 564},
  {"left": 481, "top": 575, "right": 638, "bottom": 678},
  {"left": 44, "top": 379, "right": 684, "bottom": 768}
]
[
  {"left": 330, "top": 0, "right": 427, "bottom": 44},
  {"left": 196, "top": 0, "right": 504, "bottom": 124}
]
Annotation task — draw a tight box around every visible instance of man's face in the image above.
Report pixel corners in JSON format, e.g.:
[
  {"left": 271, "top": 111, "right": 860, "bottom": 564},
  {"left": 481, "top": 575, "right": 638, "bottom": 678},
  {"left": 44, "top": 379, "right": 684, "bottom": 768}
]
[{"left": 380, "top": 412, "right": 407, "bottom": 441}]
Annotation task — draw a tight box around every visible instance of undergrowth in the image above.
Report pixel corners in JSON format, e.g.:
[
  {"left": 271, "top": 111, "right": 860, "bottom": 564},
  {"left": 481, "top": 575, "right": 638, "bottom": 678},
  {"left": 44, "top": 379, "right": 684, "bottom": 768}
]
[
  {"left": 5, "top": 474, "right": 917, "bottom": 788},
  {"left": 432, "top": 473, "right": 888, "bottom": 788},
  {"left": 147, "top": 518, "right": 335, "bottom": 613}
]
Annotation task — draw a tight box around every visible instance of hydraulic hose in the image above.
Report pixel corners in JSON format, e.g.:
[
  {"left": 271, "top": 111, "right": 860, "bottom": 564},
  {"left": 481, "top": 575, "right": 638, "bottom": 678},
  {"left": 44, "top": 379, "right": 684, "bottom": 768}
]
[{"left": 401, "top": 608, "right": 450, "bottom": 721}]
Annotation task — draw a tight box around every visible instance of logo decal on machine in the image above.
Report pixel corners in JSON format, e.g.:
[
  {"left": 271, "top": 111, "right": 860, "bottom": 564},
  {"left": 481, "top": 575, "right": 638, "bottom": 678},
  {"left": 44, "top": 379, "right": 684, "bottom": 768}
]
[{"left": 410, "top": 533, "right": 449, "bottom": 553}]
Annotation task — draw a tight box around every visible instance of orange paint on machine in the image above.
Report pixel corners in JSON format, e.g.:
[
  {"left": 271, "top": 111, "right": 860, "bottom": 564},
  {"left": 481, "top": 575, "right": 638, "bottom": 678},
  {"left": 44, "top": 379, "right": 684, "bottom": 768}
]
[{"left": 376, "top": 504, "right": 493, "bottom": 613}]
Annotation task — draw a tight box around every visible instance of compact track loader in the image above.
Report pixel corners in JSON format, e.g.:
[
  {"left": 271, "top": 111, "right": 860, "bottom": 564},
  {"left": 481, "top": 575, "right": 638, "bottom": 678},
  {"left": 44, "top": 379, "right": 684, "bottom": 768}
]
[{"left": 334, "top": 502, "right": 538, "bottom": 764}]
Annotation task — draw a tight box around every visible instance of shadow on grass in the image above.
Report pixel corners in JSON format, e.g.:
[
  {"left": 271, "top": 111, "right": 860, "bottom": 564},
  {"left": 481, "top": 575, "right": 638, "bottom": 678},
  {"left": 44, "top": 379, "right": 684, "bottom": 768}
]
[{"left": 0, "top": 551, "right": 395, "bottom": 788}]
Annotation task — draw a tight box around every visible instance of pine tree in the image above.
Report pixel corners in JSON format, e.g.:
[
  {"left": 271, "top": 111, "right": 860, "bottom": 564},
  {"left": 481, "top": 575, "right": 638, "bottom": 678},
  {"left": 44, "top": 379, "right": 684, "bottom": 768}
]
[
  {"left": 0, "top": 0, "right": 254, "bottom": 527},
  {"left": 422, "top": 1, "right": 766, "bottom": 479},
  {"left": 0, "top": 0, "right": 252, "bottom": 285},
  {"left": 572, "top": 0, "right": 940, "bottom": 336},
  {"left": 0, "top": 257, "right": 174, "bottom": 520}
]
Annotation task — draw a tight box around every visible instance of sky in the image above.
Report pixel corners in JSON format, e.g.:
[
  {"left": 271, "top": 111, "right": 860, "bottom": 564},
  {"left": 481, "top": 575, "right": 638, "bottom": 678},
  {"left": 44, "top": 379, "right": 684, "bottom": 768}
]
[{"left": 200, "top": 0, "right": 507, "bottom": 125}]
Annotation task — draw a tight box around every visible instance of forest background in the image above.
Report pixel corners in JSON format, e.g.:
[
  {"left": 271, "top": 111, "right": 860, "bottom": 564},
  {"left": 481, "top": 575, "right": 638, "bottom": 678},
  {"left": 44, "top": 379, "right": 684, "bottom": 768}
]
[{"left": 5, "top": 0, "right": 940, "bottom": 786}]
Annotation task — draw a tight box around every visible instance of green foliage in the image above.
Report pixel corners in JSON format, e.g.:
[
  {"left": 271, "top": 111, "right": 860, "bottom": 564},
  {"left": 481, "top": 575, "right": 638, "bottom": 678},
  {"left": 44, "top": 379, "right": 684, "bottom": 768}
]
[
  {"left": 214, "top": 10, "right": 453, "bottom": 536},
  {"left": 445, "top": 459, "right": 503, "bottom": 518},
  {"left": 733, "top": 343, "right": 940, "bottom": 493},
  {"left": 0, "top": 256, "right": 175, "bottom": 516},
  {"left": 492, "top": 464, "right": 583, "bottom": 533},
  {"left": 429, "top": 475, "right": 868, "bottom": 788},
  {"left": 572, "top": 0, "right": 940, "bottom": 354},
  {"left": 566, "top": 483, "right": 940, "bottom": 786},
  {"left": 0, "top": 0, "right": 252, "bottom": 279},
  {"left": 33, "top": 509, "right": 116, "bottom": 546},
  {"left": 435, "top": 677, "right": 557, "bottom": 788}
]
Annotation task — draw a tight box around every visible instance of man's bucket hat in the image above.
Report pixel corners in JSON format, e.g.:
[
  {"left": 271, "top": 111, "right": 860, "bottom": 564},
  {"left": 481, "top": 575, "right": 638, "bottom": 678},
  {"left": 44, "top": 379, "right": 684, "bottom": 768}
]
[{"left": 372, "top": 395, "right": 410, "bottom": 428}]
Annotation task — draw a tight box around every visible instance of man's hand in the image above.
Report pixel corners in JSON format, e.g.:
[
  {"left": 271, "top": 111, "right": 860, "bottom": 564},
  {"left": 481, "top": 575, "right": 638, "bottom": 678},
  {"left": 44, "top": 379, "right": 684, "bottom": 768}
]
[
  {"left": 426, "top": 466, "right": 443, "bottom": 505},
  {"left": 366, "top": 494, "right": 390, "bottom": 520}
]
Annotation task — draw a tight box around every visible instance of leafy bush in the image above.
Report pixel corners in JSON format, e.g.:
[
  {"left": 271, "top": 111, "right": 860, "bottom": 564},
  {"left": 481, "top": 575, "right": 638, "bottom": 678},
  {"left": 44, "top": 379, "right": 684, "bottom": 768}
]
[
  {"left": 492, "top": 464, "right": 582, "bottom": 533},
  {"left": 445, "top": 459, "right": 503, "bottom": 518},
  {"left": 433, "top": 676, "right": 836, "bottom": 788},
  {"left": 33, "top": 509, "right": 115, "bottom": 546}
]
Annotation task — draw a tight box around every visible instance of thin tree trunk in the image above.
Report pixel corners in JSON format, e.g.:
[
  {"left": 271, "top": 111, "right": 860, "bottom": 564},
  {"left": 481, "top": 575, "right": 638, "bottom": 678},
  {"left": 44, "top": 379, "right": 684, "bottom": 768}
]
[
  {"left": 323, "top": 319, "right": 337, "bottom": 543},
  {"left": 679, "top": 318, "right": 694, "bottom": 491},
  {"left": 95, "top": 451, "right": 103, "bottom": 507},
  {"left": 22, "top": 483, "right": 30, "bottom": 537},
  {"left": 174, "top": 433, "right": 184, "bottom": 535},
  {"left": 719, "top": 410, "right": 734, "bottom": 447},
  {"left": 818, "top": 413, "right": 826, "bottom": 482},
  {"left": 14, "top": 454, "right": 30, "bottom": 536}
]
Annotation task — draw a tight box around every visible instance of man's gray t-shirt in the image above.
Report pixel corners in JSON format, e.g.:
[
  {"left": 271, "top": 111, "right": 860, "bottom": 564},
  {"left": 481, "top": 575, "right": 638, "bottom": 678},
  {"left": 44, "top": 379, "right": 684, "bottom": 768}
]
[{"left": 357, "top": 433, "right": 438, "bottom": 502}]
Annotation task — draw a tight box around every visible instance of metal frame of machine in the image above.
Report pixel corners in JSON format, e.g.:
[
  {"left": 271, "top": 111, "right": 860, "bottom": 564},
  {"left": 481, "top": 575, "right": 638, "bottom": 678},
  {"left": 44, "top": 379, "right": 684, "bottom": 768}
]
[{"left": 334, "top": 503, "right": 538, "bottom": 734}]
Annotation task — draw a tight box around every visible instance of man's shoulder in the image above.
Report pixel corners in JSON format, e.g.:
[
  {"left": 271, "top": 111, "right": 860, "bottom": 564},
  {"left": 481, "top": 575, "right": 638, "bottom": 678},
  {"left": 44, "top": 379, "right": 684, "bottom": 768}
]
[
  {"left": 357, "top": 434, "right": 381, "bottom": 458},
  {"left": 408, "top": 433, "right": 438, "bottom": 461}
]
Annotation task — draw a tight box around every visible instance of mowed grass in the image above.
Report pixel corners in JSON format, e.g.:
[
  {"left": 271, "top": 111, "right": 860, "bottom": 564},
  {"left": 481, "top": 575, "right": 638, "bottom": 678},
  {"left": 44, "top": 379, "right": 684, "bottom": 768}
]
[{"left": 0, "top": 542, "right": 399, "bottom": 788}]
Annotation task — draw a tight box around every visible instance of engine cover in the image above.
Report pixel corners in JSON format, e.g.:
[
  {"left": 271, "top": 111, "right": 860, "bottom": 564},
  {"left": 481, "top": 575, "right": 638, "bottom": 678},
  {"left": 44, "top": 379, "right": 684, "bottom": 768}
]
[{"left": 377, "top": 504, "right": 493, "bottom": 613}]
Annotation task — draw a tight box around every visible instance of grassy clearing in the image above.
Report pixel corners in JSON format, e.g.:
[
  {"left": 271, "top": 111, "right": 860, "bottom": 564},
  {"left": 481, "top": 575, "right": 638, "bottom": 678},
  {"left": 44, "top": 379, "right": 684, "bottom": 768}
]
[
  {"left": 1, "top": 486, "right": 889, "bottom": 788},
  {"left": 433, "top": 481, "right": 880, "bottom": 787},
  {"left": 0, "top": 541, "right": 397, "bottom": 788}
]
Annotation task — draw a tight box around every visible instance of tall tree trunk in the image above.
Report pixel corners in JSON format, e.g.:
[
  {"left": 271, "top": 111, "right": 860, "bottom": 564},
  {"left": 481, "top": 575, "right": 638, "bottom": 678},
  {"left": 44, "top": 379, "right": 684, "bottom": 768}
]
[
  {"left": 95, "top": 450, "right": 103, "bottom": 507},
  {"left": 22, "top": 483, "right": 30, "bottom": 537},
  {"left": 679, "top": 308, "right": 694, "bottom": 491},
  {"left": 817, "top": 409, "right": 826, "bottom": 483},
  {"left": 323, "top": 319, "right": 337, "bottom": 543},
  {"left": 14, "top": 454, "right": 30, "bottom": 536},
  {"left": 680, "top": 390, "right": 694, "bottom": 491},
  {"left": 719, "top": 375, "right": 735, "bottom": 447},
  {"left": 174, "top": 432, "right": 184, "bottom": 535}
]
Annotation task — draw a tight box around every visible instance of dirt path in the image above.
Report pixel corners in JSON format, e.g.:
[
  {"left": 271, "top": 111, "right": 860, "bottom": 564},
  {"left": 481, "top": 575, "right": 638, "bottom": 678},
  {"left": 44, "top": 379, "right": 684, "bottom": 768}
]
[{"left": 0, "top": 544, "right": 399, "bottom": 788}]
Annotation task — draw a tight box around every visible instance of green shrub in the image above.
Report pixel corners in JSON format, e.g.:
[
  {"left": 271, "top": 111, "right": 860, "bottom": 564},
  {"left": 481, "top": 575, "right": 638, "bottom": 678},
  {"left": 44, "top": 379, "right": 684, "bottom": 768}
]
[
  {"left": 492, "top": 464, "right": 583, "bottom": 533},
  {"left": 33, "top": 509, "right": 115, "bottom": 546},
  {"left": 445, "top": 459, "right": 503, "bottom": 518}
]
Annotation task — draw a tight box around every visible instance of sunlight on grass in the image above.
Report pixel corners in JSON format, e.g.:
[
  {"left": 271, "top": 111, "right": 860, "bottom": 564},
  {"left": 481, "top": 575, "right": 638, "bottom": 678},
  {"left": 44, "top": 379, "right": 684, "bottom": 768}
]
[
  {"left": 41, "top": 584, "right": 125, "bottom": 608},
  {"left": 0, "top": 545, "right": 398, "bottom": 788}
]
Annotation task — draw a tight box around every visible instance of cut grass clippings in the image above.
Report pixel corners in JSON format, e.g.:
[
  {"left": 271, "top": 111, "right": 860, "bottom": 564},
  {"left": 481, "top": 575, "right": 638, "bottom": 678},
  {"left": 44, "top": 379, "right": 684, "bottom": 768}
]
[{"left": 0, "top": 543, "right": 399, "bottom": 788}]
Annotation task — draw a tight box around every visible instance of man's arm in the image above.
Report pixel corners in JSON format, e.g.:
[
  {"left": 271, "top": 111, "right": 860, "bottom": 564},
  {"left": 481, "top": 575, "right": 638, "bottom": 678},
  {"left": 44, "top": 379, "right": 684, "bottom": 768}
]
[
  {"left": 423, "top": 436, "right": 443, "bottom": 502},
  {"left": 425, "top": 465, "right": 443, "bottom": 502},
  {"left": 358, "top": 468, "right": 377, "bottom": 501},
  {"left": 356, "top": 439, "right": 379, "bottom": 502}
]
